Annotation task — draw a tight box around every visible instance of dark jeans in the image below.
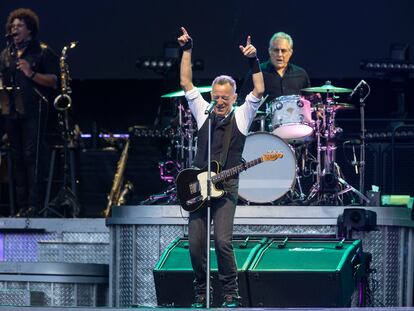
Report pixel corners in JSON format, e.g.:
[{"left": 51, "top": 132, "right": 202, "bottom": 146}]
[
  {"left": 5, "top": 114, "right": 47, "bottom": 211},
  {"left": 188, "top": 178, "right": 239, "bottom": 298}
]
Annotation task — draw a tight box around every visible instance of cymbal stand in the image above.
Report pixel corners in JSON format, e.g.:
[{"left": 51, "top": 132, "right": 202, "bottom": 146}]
[
  {"left": 182, "top": 105, "right": 197, "bottom": 168},
  {"left": 306, "top": 96, "right": 370, "bottom": 205},
  {"left": 306, "top": 103, "right": 323, "bottom": 203},
  {"left": 177, "top": 101, "right": 185, "bottom": 168},
  {"left": 174, "top": 103, "right": 197, "bottom": 169}
]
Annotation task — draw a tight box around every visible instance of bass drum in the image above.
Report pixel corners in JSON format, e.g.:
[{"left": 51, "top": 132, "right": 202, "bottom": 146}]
[{"left": 238, "top": 132, "right": 296, "bottom": 204}]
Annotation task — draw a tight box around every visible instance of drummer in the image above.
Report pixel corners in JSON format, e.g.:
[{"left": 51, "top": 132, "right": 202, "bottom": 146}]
[{"left": 240, "top": 31, "right": 310, "bottom": 103}]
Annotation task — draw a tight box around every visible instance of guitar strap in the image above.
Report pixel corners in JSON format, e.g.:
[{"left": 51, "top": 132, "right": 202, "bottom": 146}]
[{"left": 219, "top": 111, "right": 235, "bottom": 168}]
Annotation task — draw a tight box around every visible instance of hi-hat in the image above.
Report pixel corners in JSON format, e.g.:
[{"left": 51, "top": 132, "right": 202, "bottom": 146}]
[
  {"left": 302, "top": 84, "right": 352, "bottom": 93},
  {"left": 161, "top": 86, "right": 212, "bottom": 98}
]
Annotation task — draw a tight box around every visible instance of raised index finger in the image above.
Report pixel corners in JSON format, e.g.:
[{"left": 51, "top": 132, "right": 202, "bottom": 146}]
[
  {"left": 181, "top": 27, "right": 189, "bottom": 36},
  {"left": 246, "top": 35, "right": 251, "bottom": 46}
]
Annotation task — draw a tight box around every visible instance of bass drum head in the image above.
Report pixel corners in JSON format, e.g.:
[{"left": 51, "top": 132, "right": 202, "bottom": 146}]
[{"left": 238, "top": 132, "right": 296, "bottom": 204}]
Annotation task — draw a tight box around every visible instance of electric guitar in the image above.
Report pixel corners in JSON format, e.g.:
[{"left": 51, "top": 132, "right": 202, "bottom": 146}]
[{"left": 176, "top": 151, "right": 283, "bottom": 212}]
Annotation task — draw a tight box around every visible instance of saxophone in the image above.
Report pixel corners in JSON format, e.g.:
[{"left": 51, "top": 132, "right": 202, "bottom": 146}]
[
  {"left": 103, "top": 139, "right": 133, "bottom": 217},
  {"left": 54, "top": 41, "right": 78, "bottom": 111}
]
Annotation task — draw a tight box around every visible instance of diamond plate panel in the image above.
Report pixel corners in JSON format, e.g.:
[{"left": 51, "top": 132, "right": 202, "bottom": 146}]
[
  {"left": 352, "top": 229, "right": 384, "bottom": 307},
  {"left": 159, "top": 225, "right": 185, "bottom": 256},
  {"left": 7, "top": 281, "right": 27, "bottom": 290},
  {"left": 53, "top": 283, "right": 75, "bottom": 306},
  {"left": 0, "top": 289, "right": 29, "bottom": 306},
  {"left": 136, "top": 226, "right": 159, "bottom": 269},
  {"left": 38, "top": 242, "right": 109, "bottom": 264},
  {"left": 136, "top": 268, "right": 156, "bottom": 307},
  {"left": 110, "top": 222, "right": 413, "bottom": 308},
  {"left": 135, "top": 226, "right": 159, "bottom": 307},
  {"left": 384, "top": 227, "right": 400, "bottom": 306},
  {"left": 4, "top": 233, "right": 58, "bottom": 262},
  {"left": 353, "top": 226, "right": 402, "bottom": 307},
  {"left": 38, "top": 242, "right": 61, "bottom": 262},
  {"left": 233, "top": 224, "right": 336, "bottom": 236},
  {"left": 63, "top": 243, "right": 109, "bottom": 264},
  {"left": 118, "top": 225, "right": 134, "bottom": 307},
  {"left": 63, "top": 232, "right": 109, "bottom": 243},
  {"left": 77, "top": 284, "right": 94, "bottom": 306}
]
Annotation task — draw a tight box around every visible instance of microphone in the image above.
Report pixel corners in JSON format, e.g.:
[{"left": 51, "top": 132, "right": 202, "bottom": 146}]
[
  {"left": 204, "top": 100, "right": 217, "bottom": 114},
  {"left": 5, "top": 33, "right": 17, "bottom": 39},
  {"left": 348, "top": 80, "right": 367, "bottom": 100}
]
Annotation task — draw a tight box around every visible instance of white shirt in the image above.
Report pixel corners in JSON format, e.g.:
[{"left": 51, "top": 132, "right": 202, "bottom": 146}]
[{"left": 185, "top": 87, "right": 262, "bottom": 136}]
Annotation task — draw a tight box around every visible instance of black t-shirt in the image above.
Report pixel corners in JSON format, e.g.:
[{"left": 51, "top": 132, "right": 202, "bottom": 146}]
[
  {"left": 240, "top": 60, "right": 310, "bottom": 106},
  {"left": 0, "top": 39, "right": 59, "bottom": 117}
]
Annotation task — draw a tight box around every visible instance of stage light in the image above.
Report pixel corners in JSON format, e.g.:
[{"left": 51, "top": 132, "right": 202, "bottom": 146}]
[
  {"left": 360, "top": 43, "right": 413, "bottom": 73},
  {"left": 360, "top": 59, "right": 414, "bottom": 73}
]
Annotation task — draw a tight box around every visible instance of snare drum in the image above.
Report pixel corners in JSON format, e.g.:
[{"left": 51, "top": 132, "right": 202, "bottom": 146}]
[
  {"left": 270, "top": 95, "right": 314, "bottom": 141},
  {"left": 238, "top": 132, "right": 296, "bottom": 203}
]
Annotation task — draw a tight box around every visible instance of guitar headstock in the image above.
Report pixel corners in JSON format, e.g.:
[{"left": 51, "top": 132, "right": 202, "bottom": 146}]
[{"left": 261, "top": 151, "right": 284, "bottom": 162}]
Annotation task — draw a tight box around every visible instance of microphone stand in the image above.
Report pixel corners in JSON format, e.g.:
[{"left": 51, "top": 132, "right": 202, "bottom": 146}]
[
  {"left": 205, "top": 106, "right": 214, "bottom": 309},
  {"left": 358, "top": 83, "right": 370, "bottom": 204}
]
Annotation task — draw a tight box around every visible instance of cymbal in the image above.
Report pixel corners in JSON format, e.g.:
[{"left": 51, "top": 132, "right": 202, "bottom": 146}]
[
  {"left": 302, "top": 84, "right": 352, "bottom": 93},
  {"left": 315, "top": 102, "right": 355, "bottom": 110},
  {"left": 161, "top": 86, "right": 212, "bottom": 98}
]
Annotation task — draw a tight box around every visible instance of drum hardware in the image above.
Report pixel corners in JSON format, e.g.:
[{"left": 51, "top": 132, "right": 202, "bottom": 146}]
[
  {"left": 140, "top": 160, "right": 180, "bottom": 205},
  {"left": 303, "top": 83, "right": 370, "bottom": 206},
  {"left": 174, "top": 103, "right": 197, "bottom": 169},
  {"left": 292, "top": 165, "right": 307, "bottom": 202},
  {"left": 252, "top": 111, "right": 268, "bottom": 132},
  {"left": 141, "top": 95, "right": 198, "bottom": 205},
  {"left": 269, "top": 95, "right": 314, "bottom": 143}
]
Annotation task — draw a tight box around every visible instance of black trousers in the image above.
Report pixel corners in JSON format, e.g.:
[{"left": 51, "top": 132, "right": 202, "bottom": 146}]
[
  {"left": 5, "top": 111, "right": 47, "bottom": 211},
  {"left": 188, "top": 178, "right": 239, "bottom": 298}
]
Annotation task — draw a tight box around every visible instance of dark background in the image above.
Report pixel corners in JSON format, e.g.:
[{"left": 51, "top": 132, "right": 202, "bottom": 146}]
[
  {"left": 1, "top": 1, "right": 413, "bottom": 215},
  {"left": 2, "top": 0, "right": 414, "bottom": 80}
]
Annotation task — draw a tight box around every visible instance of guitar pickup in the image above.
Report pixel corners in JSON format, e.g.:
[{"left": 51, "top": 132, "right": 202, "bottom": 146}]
[
  {"left": 186, "top": 195, "right": 203, "bottom": 206},
  {"left": 189, "top": 181, "right": 200, "bottom": 194}
]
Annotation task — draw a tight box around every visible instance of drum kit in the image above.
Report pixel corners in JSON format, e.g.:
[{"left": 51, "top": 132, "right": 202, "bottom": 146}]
[{"left": 152, "top": 81, "right": 370, "bottom": 206}]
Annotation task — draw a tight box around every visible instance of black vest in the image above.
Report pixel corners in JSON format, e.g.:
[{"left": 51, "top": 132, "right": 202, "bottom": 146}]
[{"left": 193, "top": 111, "right": 246, "bottom": 174}]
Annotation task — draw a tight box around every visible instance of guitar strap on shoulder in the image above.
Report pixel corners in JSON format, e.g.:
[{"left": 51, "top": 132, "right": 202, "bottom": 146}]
[{"left": 219, "top": 111, "right": 235, "bottom": 168}]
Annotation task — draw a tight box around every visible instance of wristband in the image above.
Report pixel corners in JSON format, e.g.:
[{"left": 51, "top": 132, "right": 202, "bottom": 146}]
[
  {"left": 29, "top": 71, "right": 36, "bottom": 80},
  {"left": 181, "top": 38, "right": 193, "bottom": 51},
  {"left": 249, "top": 57, "right": 260, "bottom": 74}
]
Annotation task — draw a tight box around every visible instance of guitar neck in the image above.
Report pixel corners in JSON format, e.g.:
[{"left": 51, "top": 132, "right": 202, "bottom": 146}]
[{"left": 211, "top": 157, "right": 262, "bottom": 184}]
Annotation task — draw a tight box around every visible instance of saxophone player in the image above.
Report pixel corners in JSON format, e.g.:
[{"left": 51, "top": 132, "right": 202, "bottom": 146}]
[{"left": 0, "top": 8, "right": 59, "bottom": 217}]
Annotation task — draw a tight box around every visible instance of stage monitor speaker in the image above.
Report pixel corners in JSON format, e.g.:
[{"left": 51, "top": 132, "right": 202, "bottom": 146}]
[
  {"left": 153, "top": 236, "right": 268, "bottom": 307},
  {"left": 247, "top": 238, "right": 363, "bottom": 308},
  {"left": 342, "top": 208, "right": 377, "bottom": 231}
]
